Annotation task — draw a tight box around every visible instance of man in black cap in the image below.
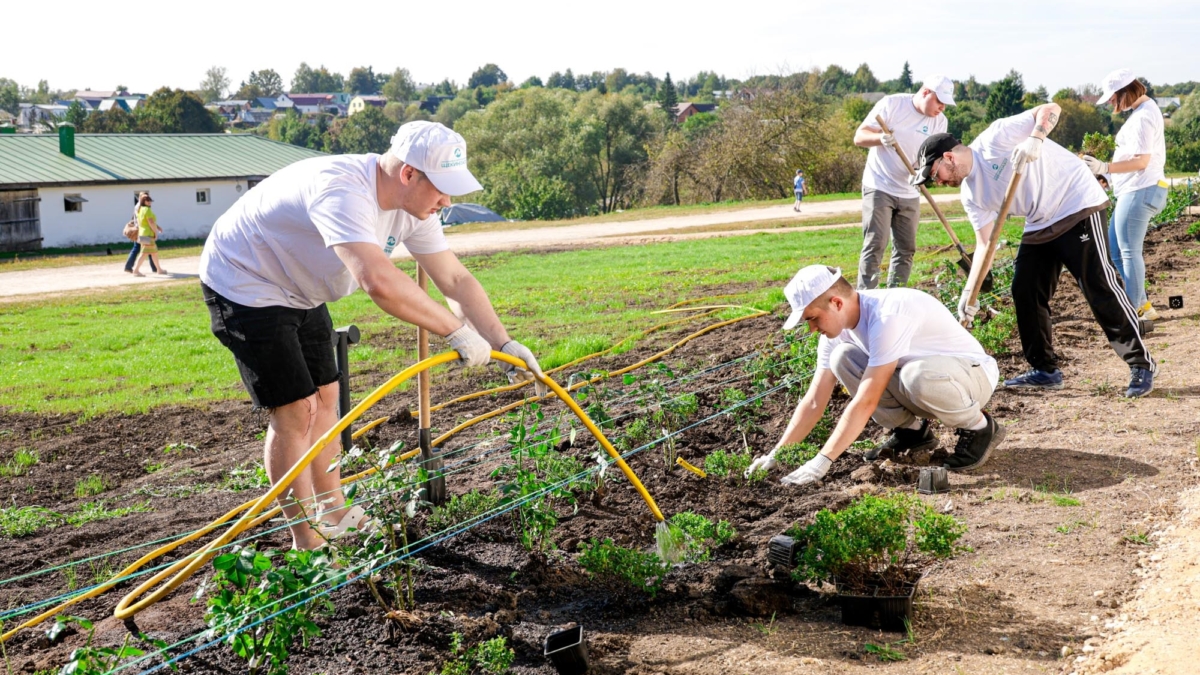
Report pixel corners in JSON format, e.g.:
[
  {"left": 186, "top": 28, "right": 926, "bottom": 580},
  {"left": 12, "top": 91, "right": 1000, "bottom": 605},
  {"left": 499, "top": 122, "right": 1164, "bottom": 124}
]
[{"left": 910, "top": 103, "right": 1155, "bottom": 398}]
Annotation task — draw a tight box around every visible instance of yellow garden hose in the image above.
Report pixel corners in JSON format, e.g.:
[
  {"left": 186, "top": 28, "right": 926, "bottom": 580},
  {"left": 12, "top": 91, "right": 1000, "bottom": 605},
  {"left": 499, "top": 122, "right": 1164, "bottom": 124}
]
[
  {"left": 103, "top": 350, "right": 660, "bottom": 621},
  {"left": 0, "top": 420, "right": 416, "bottom": 643},
  {"left": 431, "top": 310, "right": 769, "bottom": 448},
  {"left": 415, "top": 307, "right": 725, "bottom": 416}
]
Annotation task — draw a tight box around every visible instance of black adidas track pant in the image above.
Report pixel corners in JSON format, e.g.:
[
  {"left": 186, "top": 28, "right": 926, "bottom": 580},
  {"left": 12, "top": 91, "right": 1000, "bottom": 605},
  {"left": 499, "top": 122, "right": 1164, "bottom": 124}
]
[{"left": 1011, "top": 209, "right": 1154, "bottom": 374}]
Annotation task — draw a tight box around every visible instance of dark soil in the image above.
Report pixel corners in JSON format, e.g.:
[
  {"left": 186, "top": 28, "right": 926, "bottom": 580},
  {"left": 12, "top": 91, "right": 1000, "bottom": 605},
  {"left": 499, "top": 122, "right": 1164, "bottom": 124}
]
[{"left": 2, "top": 216, "right": 1198, "bottom": 675}]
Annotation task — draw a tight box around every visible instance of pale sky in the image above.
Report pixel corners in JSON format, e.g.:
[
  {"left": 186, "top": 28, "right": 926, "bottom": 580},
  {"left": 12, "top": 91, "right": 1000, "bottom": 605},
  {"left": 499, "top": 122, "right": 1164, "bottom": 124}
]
[{"left": 11, "top": 0, "right": 1198, "bottom": 96}]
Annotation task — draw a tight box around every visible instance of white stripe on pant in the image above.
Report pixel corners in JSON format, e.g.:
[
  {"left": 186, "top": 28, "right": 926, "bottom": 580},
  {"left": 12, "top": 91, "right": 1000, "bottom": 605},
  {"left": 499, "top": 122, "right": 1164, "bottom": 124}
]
[{"left": 828, "top": 343, "right": 996, "bottom": 430}]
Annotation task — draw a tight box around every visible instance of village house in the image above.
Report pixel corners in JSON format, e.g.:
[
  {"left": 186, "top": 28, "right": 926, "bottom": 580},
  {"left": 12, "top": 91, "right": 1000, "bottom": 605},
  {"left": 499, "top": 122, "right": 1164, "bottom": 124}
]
[
  {"left": 348, "top": 95, "right": 388, "bottom": 115},
  {"left": 0, "top": 125, "right": 324, "bottom": 251}
]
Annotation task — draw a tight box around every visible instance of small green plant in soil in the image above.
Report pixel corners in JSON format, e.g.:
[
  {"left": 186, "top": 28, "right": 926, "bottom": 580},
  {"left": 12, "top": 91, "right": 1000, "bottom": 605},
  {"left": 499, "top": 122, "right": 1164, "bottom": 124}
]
[
  {"left": 429, "top": 489, "right": 502, "bottom": 531},
  {"left": 435, "top": 632, "right": 514, "bottom": 675},
  {"left": 491, "top": 403, "right": 582, "bottom": 552},
  {"left": 1124, "top": 531, "right": 1152, "bottom": 546},
  {"left": 0, "top": 448, "right": 38, "bottom": 477},
  {"left": 143, "top": 460, "right": 165, "bottom": 474},
  {"left": 162, "top": 442, "right": 198, "bottom": 454},
  {"left": 666, "top": 511, "right": 737, "bottom": 563},
  {"left": 200, "top": 545, "right": 340, "bottom": 675},
  {"left": 0, "top": 505, "right": 60, "bottom": 538},
  {"left": 331, "top": 440, "right": 426, "bottom": 626},
  {"left": 74, "top": 475, "right": 108, "bottom": 497},
  {"left": 66, "top": 500, "right": 152, "bottom": 527},
  {"left": 578, "top": 538, "right": 670, "bottom": 598},
  {"left": 748, "top": 330, "right": 821, "bottom": 398},
  {"left": 573, "top": 370, "right": 620, "bottom": 431},
  {"left": 932, "top": 258, "right": 1018, "bottom": 355},
  {"left": 625, "top": 365, "right": 700, "bottom": 469},
  {"left": 62, "top": 564, "right": 78, "bottom": 592},
  {"left": 864, "top": 641, "right": 907, "bottom": 662},
  {"left": 721, "top": 387, "right": 762, "bottom": 449},
  {"left": 787, "top": 493, "right": 967, "bottom": 595},
  {"left": 46, "top": 616, "right": 174, "bottom": 675},
  {"left": 751, "top": 612, "right": 778, "bottom": 636},
  {"left": 703, "top": 449, "right": 765, "bottom": 482},
  {"left": 775, "top": 442, "right": 820, "bottom": 467},
  {"left": 222, "top": 462, "right": 270, "bottom": 492}
]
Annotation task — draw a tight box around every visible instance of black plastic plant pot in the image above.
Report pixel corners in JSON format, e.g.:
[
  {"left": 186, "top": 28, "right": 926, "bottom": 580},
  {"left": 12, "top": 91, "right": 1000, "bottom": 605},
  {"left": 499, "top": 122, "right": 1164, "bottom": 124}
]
[
  {"left": 918, "top": 467, "right": 950, "bottom": 495},
  {"left": 837, "top": 577, "right": 919, "bottom": 632},
  {"left": 767, "top": 534, "right": 799, "bottom": 568},
  {"left": 544, "top": 625, "right": 589, "bottom": 675}
]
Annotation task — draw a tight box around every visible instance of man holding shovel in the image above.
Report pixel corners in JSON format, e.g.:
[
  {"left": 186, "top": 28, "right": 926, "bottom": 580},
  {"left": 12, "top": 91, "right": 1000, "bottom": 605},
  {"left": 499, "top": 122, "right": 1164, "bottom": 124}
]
[
  {"left": 745, "top": 265, "right": 1004, "bottom": 485},
  {"left": 852, "top": 75, "right": 954, "bottom": 289},
  {"left": 910, "top": 103, "right": 1155, "bottom": 398},
  {"left": 199, "top": 121, "right": 547, "bottom": 550}
]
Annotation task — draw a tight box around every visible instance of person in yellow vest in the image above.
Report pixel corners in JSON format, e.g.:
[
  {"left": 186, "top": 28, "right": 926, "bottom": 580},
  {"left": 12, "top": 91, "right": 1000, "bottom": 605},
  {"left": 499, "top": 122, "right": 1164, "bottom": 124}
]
[{"left": 131, "top": 193, "right": 167, "bottom": 277}]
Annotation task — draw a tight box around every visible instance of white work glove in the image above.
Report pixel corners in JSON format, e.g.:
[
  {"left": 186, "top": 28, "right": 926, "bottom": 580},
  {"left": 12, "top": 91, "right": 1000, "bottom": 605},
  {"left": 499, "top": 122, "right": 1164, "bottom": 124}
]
[
  {"left": 957, "top": 292, "right": 980, "bottom": 327},
  {"left": 1081, "top": 155, "right": 1109, "bottom": 176},
  {"left": 880, "top": 132, "right": 897, "bottom": 149},
  {"left": 1011, "top": 137, "right": 1043, "bottom": 173},
  {"left": 446, "top": 325, "right": 492, "bottom": 368},
  {"left": 744, "top": 452, "right": 778, "bottom": 478},
  {"left": 781, "top": 454, "right": 832, "bottom": 487},
  {"left": 500, "top": 340, "right": 549, "bottom": 397}
]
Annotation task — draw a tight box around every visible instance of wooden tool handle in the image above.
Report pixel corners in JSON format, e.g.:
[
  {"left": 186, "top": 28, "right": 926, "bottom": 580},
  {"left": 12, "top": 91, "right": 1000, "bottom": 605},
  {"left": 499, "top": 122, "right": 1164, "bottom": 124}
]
[
  {"left": 963, "top": 171, "right": 1022, "bottom": 314},
  {"left": 875, "top": 115, "right": 967, "bottom": 253},
  {"left": 417, "top": 265, "right": 431, "bottom": 429}
]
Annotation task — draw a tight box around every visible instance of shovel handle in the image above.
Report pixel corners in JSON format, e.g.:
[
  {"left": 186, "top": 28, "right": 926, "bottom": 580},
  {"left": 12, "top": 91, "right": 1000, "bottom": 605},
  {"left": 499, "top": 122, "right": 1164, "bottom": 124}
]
[
  {"left": 875, "top": 115, "right": 968, "bottom": 254},
  {"left": 963, "top": 170, "right": 1022, "bottom": 317}
]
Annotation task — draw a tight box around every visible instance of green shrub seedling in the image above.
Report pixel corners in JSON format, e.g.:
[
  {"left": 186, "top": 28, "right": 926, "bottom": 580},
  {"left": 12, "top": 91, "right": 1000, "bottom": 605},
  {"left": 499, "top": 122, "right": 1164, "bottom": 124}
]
[
  {"left": 46, "top": 616, "right": 175, "bottom": 675},
  {"left": 435, "top": 632, "right": 515, "bottom": 675},
  {"left": 578, "top": 538, "right": 670, "bottom": 598},
  {"left": 667, "top": 512, "right": 737, "bottom": 563},
  {"left": 703, "top": 449, "right": 766, "bottom": 482},
  {"left": 200, "top": 545, "right": 340, "bottom": 675}
]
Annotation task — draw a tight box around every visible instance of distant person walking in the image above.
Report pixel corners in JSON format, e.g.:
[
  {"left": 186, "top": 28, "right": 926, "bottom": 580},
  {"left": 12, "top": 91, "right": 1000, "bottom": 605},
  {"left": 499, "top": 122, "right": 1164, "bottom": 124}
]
[
  {"left": 130, "top": 193, "right": 166, "bottom": 277},
  {"left": 852, "top": 76, "right": 954, "bottom": 289},
  {"left": 1081, "top": 69, "right": 1168, "bottom": 321},
  {"left": 123, "top": 192, "right": 157, "bottom": 274},
  {"left": 793, "top": 170, "right": 807, "bottom": 211}
]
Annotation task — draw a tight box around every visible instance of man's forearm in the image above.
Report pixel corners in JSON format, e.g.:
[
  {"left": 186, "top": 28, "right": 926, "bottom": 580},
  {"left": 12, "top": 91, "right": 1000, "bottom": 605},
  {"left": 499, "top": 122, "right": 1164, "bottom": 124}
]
[
  {"left": 853, "top": 127, "right": 885, "bottom": 148},
  {"left": 819, "top": 397, "right": 875, "bottom": 461},
  {"left": 775, "top": 395, "right": 826, "bottom": 449},
  {"left": 444, "top": 274, "right": 511, "bottom": 348},
  {"left": 1108, "top": 154, "right": 1152, "bottom": 174},
  {"left": 365, "top": 270, "right": 463, "bottom": 337},
  {"left": 1032, "top": 103, "right": 1061, "bottom": 140}
]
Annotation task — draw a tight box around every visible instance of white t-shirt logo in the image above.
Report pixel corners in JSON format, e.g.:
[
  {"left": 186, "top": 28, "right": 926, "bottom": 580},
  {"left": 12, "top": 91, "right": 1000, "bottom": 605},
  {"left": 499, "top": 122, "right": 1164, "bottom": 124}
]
[{"left": 384, "top": 235, "right": 397, "bottom": 254}]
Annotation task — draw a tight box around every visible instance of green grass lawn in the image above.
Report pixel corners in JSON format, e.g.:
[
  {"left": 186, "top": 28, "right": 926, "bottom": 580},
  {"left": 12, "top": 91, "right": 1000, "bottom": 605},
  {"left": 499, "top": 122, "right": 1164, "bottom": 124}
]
[{"left": 0, "top": 217, "right": 1020, "bottom": 417}]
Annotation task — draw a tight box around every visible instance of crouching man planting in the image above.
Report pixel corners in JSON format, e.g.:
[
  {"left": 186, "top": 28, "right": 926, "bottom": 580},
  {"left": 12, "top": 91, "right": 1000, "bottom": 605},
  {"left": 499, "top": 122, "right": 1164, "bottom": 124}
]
[{"left": 747, "top": 265, "right": 1005, "bottom": 485}]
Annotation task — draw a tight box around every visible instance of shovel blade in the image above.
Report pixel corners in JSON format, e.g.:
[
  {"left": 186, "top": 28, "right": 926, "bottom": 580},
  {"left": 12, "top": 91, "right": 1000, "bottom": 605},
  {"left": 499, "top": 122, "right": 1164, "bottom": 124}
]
[{"left": 956, "top": 255, "right": 995, "bottom": 294}]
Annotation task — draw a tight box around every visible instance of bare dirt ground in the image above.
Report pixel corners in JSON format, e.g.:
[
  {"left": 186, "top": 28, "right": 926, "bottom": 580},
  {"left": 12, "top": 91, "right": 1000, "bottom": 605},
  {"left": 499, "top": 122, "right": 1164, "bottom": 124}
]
[
  {"left": 0, "top": 216, "right": 1197, "bottom": 675},
  {"left": 0, "top": 193, "right": 958, "bottom": 301}
]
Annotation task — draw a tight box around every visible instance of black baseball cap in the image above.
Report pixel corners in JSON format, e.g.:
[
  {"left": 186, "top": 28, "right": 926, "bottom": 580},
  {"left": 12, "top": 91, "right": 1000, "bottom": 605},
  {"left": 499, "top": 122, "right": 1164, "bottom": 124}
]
[{"left": 909, "top": 133, "right": 962, "bottom": 187}]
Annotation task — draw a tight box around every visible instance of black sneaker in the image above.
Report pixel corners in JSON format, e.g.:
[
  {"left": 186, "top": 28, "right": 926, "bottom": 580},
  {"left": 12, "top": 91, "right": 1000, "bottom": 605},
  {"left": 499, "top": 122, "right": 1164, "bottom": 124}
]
[
  {"left": 864, "top": 419, "right": 938, "bottom": 461},
  {"left": 944, "top": 412, "right": 1006, "bottom": 472}
]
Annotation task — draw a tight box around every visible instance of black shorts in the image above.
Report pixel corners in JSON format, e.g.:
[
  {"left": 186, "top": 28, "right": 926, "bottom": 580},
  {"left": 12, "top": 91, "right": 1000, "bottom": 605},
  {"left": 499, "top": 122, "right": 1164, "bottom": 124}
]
[{"left": 201, "top": 283, "right": 339, "bottom": 409}]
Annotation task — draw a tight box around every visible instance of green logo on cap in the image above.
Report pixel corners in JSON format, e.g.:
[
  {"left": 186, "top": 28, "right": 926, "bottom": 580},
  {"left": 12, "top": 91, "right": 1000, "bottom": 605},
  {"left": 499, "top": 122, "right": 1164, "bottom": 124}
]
[{"left": 454, "top": 148, "right": 462, "bottom": 158}]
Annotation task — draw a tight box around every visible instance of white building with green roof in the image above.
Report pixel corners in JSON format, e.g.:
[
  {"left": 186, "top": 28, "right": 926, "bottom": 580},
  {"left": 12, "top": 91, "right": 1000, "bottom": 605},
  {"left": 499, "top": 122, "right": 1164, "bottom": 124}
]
[{"left": 0, "top": 126, "right": 325, "bottom": 251}]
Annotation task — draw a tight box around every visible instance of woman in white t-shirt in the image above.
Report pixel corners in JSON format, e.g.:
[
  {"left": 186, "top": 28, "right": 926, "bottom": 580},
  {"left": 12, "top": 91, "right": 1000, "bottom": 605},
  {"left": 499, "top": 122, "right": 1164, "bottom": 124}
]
[{"left": 1083, "top": 69, "right": 1168, "bottom": 320}]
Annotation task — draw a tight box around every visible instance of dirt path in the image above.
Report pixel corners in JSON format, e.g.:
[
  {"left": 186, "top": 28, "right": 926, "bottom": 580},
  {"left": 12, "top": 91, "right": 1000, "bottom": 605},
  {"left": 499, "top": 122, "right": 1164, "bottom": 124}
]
[{"left": 0, "top": 194, "right": 958, "bottom": 301}]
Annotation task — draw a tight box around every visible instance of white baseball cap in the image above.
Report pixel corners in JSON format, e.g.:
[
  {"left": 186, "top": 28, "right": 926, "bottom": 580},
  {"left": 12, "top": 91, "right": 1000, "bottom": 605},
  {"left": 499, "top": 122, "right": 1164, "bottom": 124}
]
[
  {"left": 1097, "top": 68, "right": 1136, "bottom": 106},
  {"left": 782, "top": 265, "right": 842, "bottom": 330},
  {"left": 922, "top": 75, "right": 956, "bottom": 106},
  {"left": 389, "top": 121, "right": 483, "bottom": 196}
]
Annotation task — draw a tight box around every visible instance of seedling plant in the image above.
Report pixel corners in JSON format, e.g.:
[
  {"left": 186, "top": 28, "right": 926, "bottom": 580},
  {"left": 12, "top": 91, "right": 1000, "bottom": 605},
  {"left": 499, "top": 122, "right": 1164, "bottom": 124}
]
[
  {"left": 577, "top": 538, "right": 670, "bottom": 598},
  {"left": 788, "top": 493, "right": 966, "bottom": 595},
  {"left": 47, "top": 616, "right": 175, "bottom": 675},
  {"left": 665, "top": 511, "right": 736, "bottom": 563},
  {"left": 200, "top": 545, "right": 340, "bottom": 675},
  {"left": 331, "top": 440, "right": 427, "bottom": 626},
  {"left": 435, "top": 632, "right": 514, "bottom": 675},
  {"left": 703, "top": 449, "right": 765, "bottom": 482}
]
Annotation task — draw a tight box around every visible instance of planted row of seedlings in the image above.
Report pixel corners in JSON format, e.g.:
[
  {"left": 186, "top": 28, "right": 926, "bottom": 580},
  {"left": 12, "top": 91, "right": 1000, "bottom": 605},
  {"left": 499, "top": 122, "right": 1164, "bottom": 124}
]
[{"left": 34, "top": 330, "right": 969, "bottom": 674}]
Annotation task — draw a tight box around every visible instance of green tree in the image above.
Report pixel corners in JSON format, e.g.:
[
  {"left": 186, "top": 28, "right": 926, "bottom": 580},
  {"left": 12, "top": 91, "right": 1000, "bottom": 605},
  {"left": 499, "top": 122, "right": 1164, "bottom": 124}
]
[
  {"left": 657, "top": 73, "right": 678, "bottom": 113},
  {"left": 269, "top": 109, "right": 328, "bottom": 149},
  {"left": 573, "top": 90, "right": 654, "bottom": 212},
  {"left": 198, "top": 66, "right": 229, "bottom": 103},
  {"left": 852, "top": 63, "right": 879, "bottom": 93},
  {"left": 520, "top": 76, "right": 543, "bottom": 88},
  {"left": 433, "top": 93, "right": 477, "bottom": 128},
  {"left": 1047, "top": 98, "right": 1110, "bottom": 151},
  {"left": 456, "top": 87, "right": 588, "bottom": 218},
  {"left": 345, "top": 66, "right": 379, "bottom": 95},
  {"left": 547, "top": 69, "right": 575, "bottom": 90},
  {"left": 1052, "top": 87, "right": 1080, "bottom": 103},
  {"left": 605, "top": 68, "right": 631, "bottom": 95},
  {"left": 26, "top": 80, "right": 53, "bottom": 105},
  {"left": 944, "top": 100, "right": 987, "bottom": 143},
  {"left": 291, "top": 63, "right": 344, "bottom": 93},
  {"left": 79, "top": 107, "right": 139, "bottom": 133},
  {"left": 138, "top": 87, "right": 225, "bottom": 133},
  {"left": 842, "top": 96, "right": 872, "bottom": 125},
  {"left": 898, "top": 61, "right": 913, "bottom": 91},
  {"left": 249, "top": 69, "right": 284, "bottom": 97},
  {"left": 324, "top": 105, "right": 391, "bottom": 153},
  {"left": 381, "top": 68, "right": 416, "bottom": 102},
  {"left": 985, "top": 75, "right": 1025, "bottom": 122},
  {"left": 468, "top": 63, "right": 508, "bottom": 89},
  {"left": 65, "top": 101, "right": 88, "bottom": 127},
  {"left": 232, "top": 81, "right": 263, "bottom": 100},
  {"left": 0, "top": 78, "right": 19, "bottom": 114}
]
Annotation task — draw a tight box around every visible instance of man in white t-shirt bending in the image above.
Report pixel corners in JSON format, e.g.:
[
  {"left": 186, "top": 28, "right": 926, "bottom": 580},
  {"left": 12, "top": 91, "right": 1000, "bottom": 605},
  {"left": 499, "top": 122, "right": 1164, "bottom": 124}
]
[
  {"left": 909, "top": 103, "right": 1155, "bottom": 399},
  {"left": 852, "top": 76, "right": 953, "bottom": 289},
  {"left": 745, "top": 265, "right": 1004, "bottom": 486},
  {"left": 199, "top": 121, "right": 546, "bottom": 550}
]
